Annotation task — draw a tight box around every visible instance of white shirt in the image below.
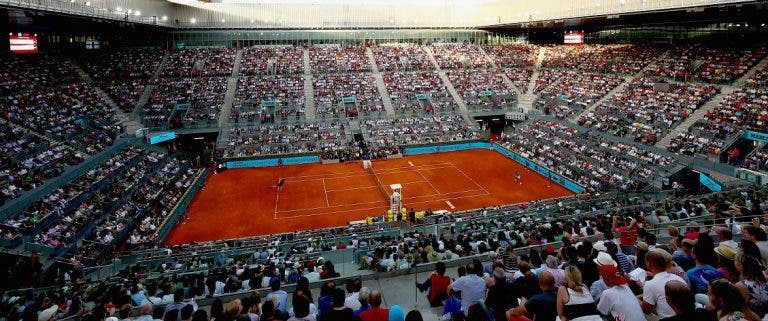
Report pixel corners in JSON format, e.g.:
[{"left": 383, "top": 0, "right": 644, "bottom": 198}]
[
  {"left": 642, "top": 272, "right": 685, "bottom": 319},
  {"left": 597, "top": 285, "right": 646, "bottom": 321},
  {"left": 450, "top": 275, "right": 486, "bottom": 314},
  {"left": 344, "top": 292, "right": 361, "bottom": 310}
]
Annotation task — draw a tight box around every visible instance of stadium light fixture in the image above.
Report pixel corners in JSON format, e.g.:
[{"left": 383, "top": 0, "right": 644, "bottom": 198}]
[
  {"left": 191, "top": 18, "right": 197, "bottom": 24},
  {"left": 250, "top": 19, "right": 255, "bottom": 23},
  {"left": 85, "top": 1, "right": 91, "bottom": 6},
  {"left": 221, "top": 19, "right": 226, "bottom": 23},
  {"left": 162, "top": 16, "right": 168, "bottom": 21},
  {"left": 70, "top": 0, "right": 75, "bottom": 3},
  {"left": 135, "top": 11, "right": 141, "bottom": 16}
]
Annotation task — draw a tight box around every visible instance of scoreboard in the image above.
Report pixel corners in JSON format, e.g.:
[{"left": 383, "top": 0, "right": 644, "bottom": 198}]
[{"left": 9, "top": 33, "right": 38, "bottom": 54}]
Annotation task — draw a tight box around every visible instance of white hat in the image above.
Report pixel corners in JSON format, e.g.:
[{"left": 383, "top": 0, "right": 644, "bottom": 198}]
[
  {"left": 38, "top": 306, "right": 58, "bottom": 321},
  {"left": 593, "top": 251, "right": 617, "bottom": 267},
  {"left": 593, "top": 241, "right": 607, "bottom": 252}
]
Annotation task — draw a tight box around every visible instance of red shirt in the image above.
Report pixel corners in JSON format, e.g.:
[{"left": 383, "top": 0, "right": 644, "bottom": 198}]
[
  {"left": 616, "top": 224, "right": 638, "bottom": 247},
  {"left": 359, "top": 307, "right": 389, "bottom": 321}
]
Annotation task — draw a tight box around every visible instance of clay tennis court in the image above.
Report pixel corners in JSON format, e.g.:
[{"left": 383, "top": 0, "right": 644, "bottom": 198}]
[{"left": 163, "top": 149, "right": 575, "bottom": 245}]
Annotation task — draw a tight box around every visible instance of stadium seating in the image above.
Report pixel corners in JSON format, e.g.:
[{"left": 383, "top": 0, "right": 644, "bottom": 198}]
[
  {"left": 383, "top": 71, "right": 457, "bottom": 115},
  {"left": 0, "top": 54, "right": 81, "bottom": 95},
  {"left": 429, "top": 43, "right": 492, "bottom": 69},
  {"left": 224, "top": 121, "right": 348, "bottom": 157},
  {"left": 747, "top": 64, "right": 768, "bottom": 88},
  {"left": 78, "top": 48, "right": 165, "bottom": 79},
  {"left": 162, "top": 48, "right": 236, "bottom": 77},
  {"left": 239, "top": 46, "right": 304, "bottom": 75},
  {"left": 364, "top": 115, "right": 476, "bottom": 146},
  {"left": 645, "top": 44, "right": 765, "bottom": 83},
  {"left": 233, "top": 75, "right": 305, "bottom": 123},
  {"left": 482, "top": 44, "right": 537, "bottom": 67},
  {"left": 667, "top": 87, "right": 768, "bottom": 156},
  {"left": 445, "top": 69, "right": 515, "bottom": 111},
  {"left": 534, "top": 69, "right": 623, "bottom": 118},
  {"left": 313, "top": 73, "right": 384, "bottom": 118},
  {"left": 371, "top": 44, "right": 435, "bottom": 71},
  {"left": 100, "top": 79, "right": 150, "bottom": 112},
  {"left": 143, "top": 77, "right": 227, "bottom": 128},
  {"left": 542, "top": 44, "right": 663, "bottom": 74},
  {"left": 309, "top": 45, "right": 370, "bottom": 73},
  {"left": 579, "top": 77, "right": 719, "bottom": 144}
]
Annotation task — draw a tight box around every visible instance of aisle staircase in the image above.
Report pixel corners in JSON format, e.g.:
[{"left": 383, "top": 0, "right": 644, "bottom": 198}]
[
  {"left": 217, "top": 49, "right": 243, "bottom": 127},
  {"left": 424, "top": 47, "right": 442, "bottom": 71},
  {"left": 304, "top": 76, "right": 316, "bottom": 121},
  {"left": 517, "top": 47, "right": 546, "bottom": 111},
  {"left": 73, "top": 63, "right": 142, "bottom": 133},
  {"left": 365, "top": 48, "right": 381, "bottom": 73},
  {"left": 373, "top": 74, "right": 395, "bottom": 116},
  {"left": 570, "top": 75, "right": 633, "bottom": 122},
  {"left": 437, "top": 71, "right": 469, "bottom": 113},
  {"left": 303, "top": 49, "right": 312, "bottom": 75},
  {"left": 734, "top": 54, "right": 768, "bottom": 87},
  {"left": 656, "top": 85, "right": 737, "bottom": 149}
]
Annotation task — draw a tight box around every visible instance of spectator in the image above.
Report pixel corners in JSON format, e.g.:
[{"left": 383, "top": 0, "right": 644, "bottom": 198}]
[
  {"left": 266, "top": 281, "right": 288, "bottom": 314},
  {"left": 660, "top": 280, "right": 716, "bottom": 321},
  {"left": 556, "top": 266, "right": 601, "bottom": 321},
  {"left": 687, "top": 244, "right": 723, "bottom": 294},
  {"left": 359, "top": 290, "right": 388, "bottom": 321},
  {"left": 388, "top": 306, "right": 404, "bottom": 321},
  {"left": 507, "top": 271, "right": 557, "bottom": 321},
  {"left": 640, "top": 250, "right": 686, "bottom": 319},
  {"left": 734, "top": 253, "right": 768, "bottom": 316},
  {"left": 287, "top": 294, "right": 315, "bottom": 321},
  {"left": 343, "top": 278, "right": 362, "bottom": 310},
  {"left": 708, "top": 280, "right": 762, "bottom": 321},
  {"left": 613, "top": 216, "right": 638, "bottom": 255},
  {"left": 353, "top": 287, "right": 371, "bottom": 319},
  {"left": 447, "top": 260, "right": 486, "bottom": 316},
  {"left": 416, "top": 261, "right": 451, "bottom": 307},
  {"left": 486, "top": 268, "right": 514, "bottom": 321},
  {"left": 404, "top": 310, "right": 423, "bottom": 321},
  {"left": 596, "top": 264, "right": 645, "bottom": 321},
  {"left": 191, "top": 311, "right": 209, "bottom": 321}
]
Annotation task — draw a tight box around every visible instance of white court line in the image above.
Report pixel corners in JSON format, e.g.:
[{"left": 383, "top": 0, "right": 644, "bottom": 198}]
[
  {"left": 415, "top": 169, "right": 441, "bottom": 195},
  {"left": 408, "top": 161, "right": 414, "bottom": 167},
  {"left": 283, "top": 164, "right": 457, "bottom": 183},
  {"left": 275, "top": 187, "right": 485, "bottom": 214},
  {"left": 276, "top": 190, "right": 490, "bottom": 219},
  {"left": 322, "top": 179, "right": 330, "bottom": 207},
  {"left": 273, "top": 178, "right": 281, "bottom": 219},
  {"left": 448, "top": 163, "right": 491, "bottom": 194},
  {"left": 325, "top": 180, "right": 432, "bottom": 192},
  {"left": 279, "top": 163, "right": 455, "bottom": 181}
]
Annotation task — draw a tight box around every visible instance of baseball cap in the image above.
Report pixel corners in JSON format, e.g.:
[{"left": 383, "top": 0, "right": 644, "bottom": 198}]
[{"left": 599, "top": 265, "right": 629, "bottom": 285}]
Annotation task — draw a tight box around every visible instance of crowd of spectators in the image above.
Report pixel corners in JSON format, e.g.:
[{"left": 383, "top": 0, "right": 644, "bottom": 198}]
[
  {"left": 143, "top": 78, "right": 227, "bottom": 128},
  {"left": 309, "top": 45, "right": 370, "bottom": 74},
  {"left": 371, "top": 44, "right": 435, "bottom": 71},
  {"left": 383, "top": 71, "right": 456, "bottom": 115},
  {"left": 26, "top": 146, "right": 145, "bottom": 248},
  {"left": 747, "top": 64, "right": 768, "bottom": 88},
  {"left": 429, "top": 43, "right": 492, "bottom": 69},
  {"left": 534, "top": 69, "right": 623, "bottom": 118},
  {"left": 646, "top": 44, "right": 765, "bottom": 83},
  {"left": 0, "top": 124, "right": 86, "bottom": 204},
  {"left": 233, "top": 75, "right": 305, "bottom": 123},
  {"left": 445, "top": 70, "right": 514, "bottom": 111},
  {"left": 1, "top": 82, "right": 122, "bottom": 153},
  {"left": 364, "top": 115, "right": 476, "bottom": 146},
  {"left": 579, "top": 77, "right": 719, "bottom": 144},
  {"left": 162, "top": 48, "right": 236, "bottom": 77},
  {"left": 78, "top": 49, "right": 165, "bottom": 79},
  {"left": 542, "top": 44, "right": 663, "bottom": 74},
  {"left": 313, "top": 73, "right": 384, "bottom": 118},
  {"left": 224, "top": 122, "right": 348, "bottom": 158},
  {"left": 667, "top": 88, "right": 768, "bottom": 156},
  {"left": 481, "top": 44, "right": 537, "bottom": 67},
  {"left": 100, "top": 79, "right": 150, "bottom": 112},
  {"left": 502, "top": 68, "right": 534, "bottom": 93},
  {"left": 240, "top": 46, "right": 304, "bottom": 75},
  {"left": 319, "top": 142, "right": 402, "bottom": 162},
  {"left": 0, "top": 54, "right": 81, "bottom": 95}
]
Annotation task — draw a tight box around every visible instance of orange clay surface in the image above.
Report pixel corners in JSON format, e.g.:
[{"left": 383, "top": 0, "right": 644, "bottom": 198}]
[{"left": 164, "top": 149, "right": 575, "bottom": 245}]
